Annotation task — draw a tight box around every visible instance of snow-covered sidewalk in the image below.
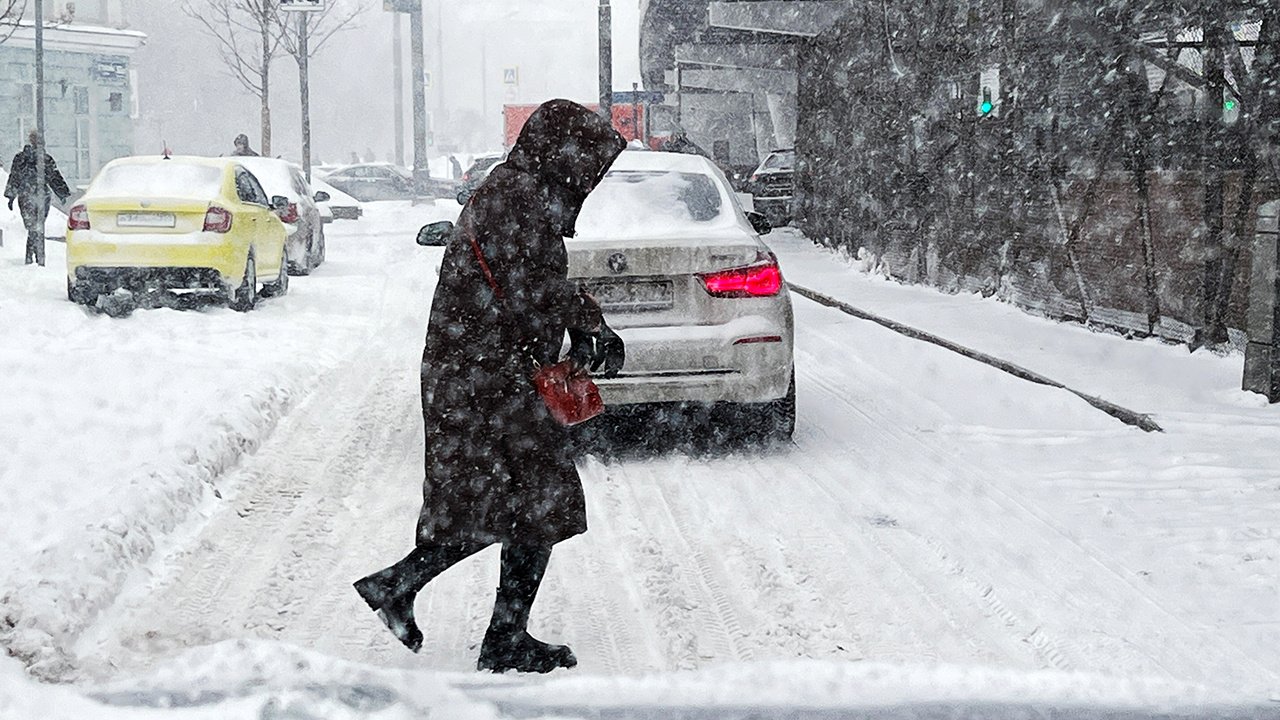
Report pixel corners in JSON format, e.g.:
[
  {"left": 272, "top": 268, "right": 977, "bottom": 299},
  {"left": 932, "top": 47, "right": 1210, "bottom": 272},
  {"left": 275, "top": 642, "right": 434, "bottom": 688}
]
[{"left": 772, "top": 229, "right": 1280, "bottom": 692}]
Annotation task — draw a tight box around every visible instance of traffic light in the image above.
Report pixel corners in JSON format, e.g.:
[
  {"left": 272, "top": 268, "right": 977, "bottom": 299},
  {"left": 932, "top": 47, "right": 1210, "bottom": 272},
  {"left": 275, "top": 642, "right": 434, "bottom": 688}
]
[{"left": 979, "top": 88, "right": 994, "bottom": 116}]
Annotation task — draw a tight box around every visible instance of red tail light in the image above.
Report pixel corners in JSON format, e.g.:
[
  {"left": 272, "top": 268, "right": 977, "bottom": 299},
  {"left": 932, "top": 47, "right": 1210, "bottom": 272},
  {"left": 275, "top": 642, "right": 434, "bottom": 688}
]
[
  {"left": 278, "top": 202, "right": 299, "bottom": 224},
  {"left": 699, "top": 253, "right": 783, "bottom": 298},
  {"left": 68, "top": 204, "right": 90, "bottom": 231},
  {"left": 203, "top": 206, "right": 233, "bottom": 233}
]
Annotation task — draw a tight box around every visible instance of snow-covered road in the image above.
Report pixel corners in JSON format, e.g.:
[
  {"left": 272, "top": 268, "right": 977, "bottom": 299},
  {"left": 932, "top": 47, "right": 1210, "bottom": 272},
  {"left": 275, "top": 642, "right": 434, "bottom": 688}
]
[{"left": 3, "top": 206, "right": 1278, "bottom": 717}]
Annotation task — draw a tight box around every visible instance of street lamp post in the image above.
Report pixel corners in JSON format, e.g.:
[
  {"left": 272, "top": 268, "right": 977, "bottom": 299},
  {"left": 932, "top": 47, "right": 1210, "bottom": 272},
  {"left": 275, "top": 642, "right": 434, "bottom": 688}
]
[
  {"left": 598, "top": 0, "right": 611, "bottom": 119},
  {"left": 35, "top": 0, "right": 45, "bottom": 207}
]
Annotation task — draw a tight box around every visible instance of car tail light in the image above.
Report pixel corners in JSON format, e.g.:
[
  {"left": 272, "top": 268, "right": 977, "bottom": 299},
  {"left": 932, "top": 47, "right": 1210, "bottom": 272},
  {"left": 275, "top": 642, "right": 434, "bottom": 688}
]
[
  {"left": 203, "top": 206, "right": 233, "bottom": 233},
  {"left": 699, "top": 253, "right": 783, "bottom": 298},
  {"left": 278, "top": 202, "right": 299, "bottom": 224},
  {"left": 68, "top": 204, "right": 90, "bottom": 231}
]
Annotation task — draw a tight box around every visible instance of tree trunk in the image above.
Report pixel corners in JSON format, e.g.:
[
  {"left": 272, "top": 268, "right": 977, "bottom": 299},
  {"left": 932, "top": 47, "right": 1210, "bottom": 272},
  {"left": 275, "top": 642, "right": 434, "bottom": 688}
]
[
  {"left": 260, "top": 12, "right": 272, "bottom": 156},
  {"left": 1198, "top": 19, "right": 1227, "bottom": 347}
]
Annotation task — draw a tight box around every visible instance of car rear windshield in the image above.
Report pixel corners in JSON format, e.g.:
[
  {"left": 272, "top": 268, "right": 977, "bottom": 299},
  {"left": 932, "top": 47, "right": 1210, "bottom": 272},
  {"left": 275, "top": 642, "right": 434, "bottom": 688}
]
[
  {"left": 761, "top": 151, "right": 795, "bottom": 171},
  {"left": 87, "top": 163, "right": 224, "bottom": 200},
  {"left": 577, "top": 170, "right": 728, "bottom": 238}
]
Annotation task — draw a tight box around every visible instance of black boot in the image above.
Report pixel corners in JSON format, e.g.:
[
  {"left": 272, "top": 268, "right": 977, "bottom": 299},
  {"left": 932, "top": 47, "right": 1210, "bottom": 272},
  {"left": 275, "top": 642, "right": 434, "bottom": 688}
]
[
  {"left": 354, "top": 543, "right": 481, "bottom": 653},
  {"left": 477, "top": 543, "right": 577, "bottom": 673}
]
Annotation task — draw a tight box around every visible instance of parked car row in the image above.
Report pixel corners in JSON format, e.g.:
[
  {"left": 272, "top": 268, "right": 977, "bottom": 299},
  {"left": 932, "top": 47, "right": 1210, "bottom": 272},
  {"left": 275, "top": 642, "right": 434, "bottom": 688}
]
[
  {"left": 319, "top": 162, "right": 459, "bottom": 203},
  {"left": 65, "top": 155, "right": 333, "bottom": 312}
]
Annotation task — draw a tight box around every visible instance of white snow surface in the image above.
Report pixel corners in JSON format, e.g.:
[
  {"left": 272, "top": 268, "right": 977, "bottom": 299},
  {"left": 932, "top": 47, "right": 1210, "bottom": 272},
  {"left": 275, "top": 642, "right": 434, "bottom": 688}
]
[{"left": 1, "top": 213, "right": 1278, "bottom": 716}]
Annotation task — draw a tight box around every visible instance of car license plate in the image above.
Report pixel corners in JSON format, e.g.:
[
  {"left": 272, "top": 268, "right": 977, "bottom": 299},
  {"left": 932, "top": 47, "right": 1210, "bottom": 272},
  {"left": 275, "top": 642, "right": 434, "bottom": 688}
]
[
  {"left": 583, "top": 279, "right": 674, "bottom": 313},
  {"left": 117, "top": 212, "right": 176, "bottom": 228}
]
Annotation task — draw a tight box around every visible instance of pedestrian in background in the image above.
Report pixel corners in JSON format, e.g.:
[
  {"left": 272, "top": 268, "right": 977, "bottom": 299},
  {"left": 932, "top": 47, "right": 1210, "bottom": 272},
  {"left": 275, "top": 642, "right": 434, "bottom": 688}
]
[
  {"left": 231, "top": 133, "right": 258, "bottom": 157},
  {"left": 449, "top": 154, "right": 463, "bottom": 179},
  {"left": 4, "top": 131, "right": 70, "bottom": 267},
  {"left": 353, "top": 99, "right": 626, "bottom": 674}
]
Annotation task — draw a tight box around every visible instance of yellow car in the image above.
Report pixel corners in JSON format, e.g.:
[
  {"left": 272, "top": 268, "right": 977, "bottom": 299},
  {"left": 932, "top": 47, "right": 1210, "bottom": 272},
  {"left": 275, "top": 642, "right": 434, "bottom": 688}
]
[{"left": 66, "top": 155, "right": 291, "bottom": 311}]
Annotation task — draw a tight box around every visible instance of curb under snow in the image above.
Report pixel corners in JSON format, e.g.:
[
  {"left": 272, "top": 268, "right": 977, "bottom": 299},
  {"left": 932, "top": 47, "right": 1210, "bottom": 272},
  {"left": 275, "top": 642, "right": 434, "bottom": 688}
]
[
  {"left": 790, "top": 284, "right": 1163, "bottom": 433},
  {"left": 0, "top": 385, "right": 294, "bottom": 681}
]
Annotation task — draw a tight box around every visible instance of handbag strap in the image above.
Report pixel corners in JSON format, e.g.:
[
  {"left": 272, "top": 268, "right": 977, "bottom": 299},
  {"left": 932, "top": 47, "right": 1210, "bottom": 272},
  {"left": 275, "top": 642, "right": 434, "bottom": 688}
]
[{"left": 463, "top": 213, "right": 505, "bottom": 300}]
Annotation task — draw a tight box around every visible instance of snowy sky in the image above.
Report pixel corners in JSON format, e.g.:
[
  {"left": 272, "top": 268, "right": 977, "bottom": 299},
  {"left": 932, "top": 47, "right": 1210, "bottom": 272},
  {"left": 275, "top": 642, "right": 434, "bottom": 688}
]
[{"left": 128, "top": 0, "right": 641, "bottom": 161}]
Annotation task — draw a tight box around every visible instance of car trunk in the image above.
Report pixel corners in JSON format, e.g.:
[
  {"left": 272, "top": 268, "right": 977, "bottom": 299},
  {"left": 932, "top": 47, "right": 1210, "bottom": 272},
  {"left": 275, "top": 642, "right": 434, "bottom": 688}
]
[
  {"left": 83, "top": 197, "right": 212, "bottom": 235},
  {"left": 567, "top": 235, "right": 773, "bottom": 376}
]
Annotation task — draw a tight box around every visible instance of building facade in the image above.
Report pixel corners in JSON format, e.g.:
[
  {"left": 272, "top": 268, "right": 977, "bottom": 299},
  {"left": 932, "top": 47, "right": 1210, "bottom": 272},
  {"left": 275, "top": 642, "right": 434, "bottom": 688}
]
[{"left": 1, "top": 0, "right": 144, "bottom": 189}]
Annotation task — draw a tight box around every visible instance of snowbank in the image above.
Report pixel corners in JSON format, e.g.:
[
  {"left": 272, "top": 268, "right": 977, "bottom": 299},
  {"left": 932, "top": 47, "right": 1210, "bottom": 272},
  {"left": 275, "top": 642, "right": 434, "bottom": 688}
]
[{"left": 6, "top": 643, "right": 1272, "bottom": 719}]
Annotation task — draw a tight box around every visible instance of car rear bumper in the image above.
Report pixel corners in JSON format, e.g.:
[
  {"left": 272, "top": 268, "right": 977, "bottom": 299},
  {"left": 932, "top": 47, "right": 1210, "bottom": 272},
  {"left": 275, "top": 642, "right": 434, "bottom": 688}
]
[
  {"left": 71, "top": 266, "right": 228, "bottom": 294},
  {"left": 596, "top": 315, "right": 793, "bottom": 406},
  {"left": 66, "top": 231, "right": 246, "bottom": 285}
]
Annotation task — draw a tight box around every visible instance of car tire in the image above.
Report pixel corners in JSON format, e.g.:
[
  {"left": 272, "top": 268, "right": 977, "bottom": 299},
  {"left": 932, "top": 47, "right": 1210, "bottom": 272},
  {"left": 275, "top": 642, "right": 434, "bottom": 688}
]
[
  {"left": 742, "top": 368, "right": 796, "bottom": 443},
  {"left": 228, "top": 253, "right": 257, "bottom": 312},
  {"left": 67, "top": 278, "right": 97, "bottom": 305},
  {"left": 314, "top": 225, "right": 326, "bottom": 268},
  {"left": 261, "top": 250, "right": 289, "bottom": 298}
]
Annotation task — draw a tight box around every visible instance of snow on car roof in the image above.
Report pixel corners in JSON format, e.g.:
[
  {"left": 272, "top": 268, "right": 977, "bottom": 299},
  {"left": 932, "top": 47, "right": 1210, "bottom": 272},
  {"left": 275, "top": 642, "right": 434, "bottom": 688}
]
[
  {"left": 607, "top": 149, "right": 718, "bottom": 175},
  {"left": 84, "top": 156, "right": 229, "bottom": 200},
  {"left": 234, "top": 157, "right": 302, "bottom": 200}
]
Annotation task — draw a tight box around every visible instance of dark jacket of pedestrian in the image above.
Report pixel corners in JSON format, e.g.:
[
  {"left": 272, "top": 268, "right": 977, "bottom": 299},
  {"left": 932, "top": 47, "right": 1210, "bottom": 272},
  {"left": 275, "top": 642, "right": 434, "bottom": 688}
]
[
  {"left": 232, "top": 133, "right": 259, "bottom": 157},
  {"left": 416, "top": 99, "right": 626, "bottom": 548},
  {"left": 5, "top": 141, "right": 70, "bottom": 215}
]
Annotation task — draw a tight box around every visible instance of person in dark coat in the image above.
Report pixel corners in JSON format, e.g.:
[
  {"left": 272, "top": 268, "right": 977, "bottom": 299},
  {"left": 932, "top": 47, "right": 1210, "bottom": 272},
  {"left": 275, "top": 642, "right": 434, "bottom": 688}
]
[
  {"left": 354, "top": 99, "right": 626, "bottom": 674},
  {"left": 449, "top": 154, "right": 463, "bottom": 179},
  {"left": 231, "top": 133, "right": 259, "bottom": 157},
  {"left": 5, "top": 131, "right": 70, "bottom": 267}
]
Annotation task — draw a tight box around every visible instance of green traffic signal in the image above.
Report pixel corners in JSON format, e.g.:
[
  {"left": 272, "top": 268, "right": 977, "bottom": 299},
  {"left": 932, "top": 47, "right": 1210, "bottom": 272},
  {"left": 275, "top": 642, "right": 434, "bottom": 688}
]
[
  {"left": 1224, "top": 99, "right": 1237, "bottom": 111},
  {"left": 980, "top": 100, "right": 994, "bottom": 114}
]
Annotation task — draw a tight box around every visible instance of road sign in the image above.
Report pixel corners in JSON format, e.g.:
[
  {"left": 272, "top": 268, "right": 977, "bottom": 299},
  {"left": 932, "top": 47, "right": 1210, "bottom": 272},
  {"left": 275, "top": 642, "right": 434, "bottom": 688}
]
[
  {"left": 503, "top": 67, "right": 519, "bottom": 85},
  {"left": 280, "top": 0, "right": 325, "bottom": 12}
]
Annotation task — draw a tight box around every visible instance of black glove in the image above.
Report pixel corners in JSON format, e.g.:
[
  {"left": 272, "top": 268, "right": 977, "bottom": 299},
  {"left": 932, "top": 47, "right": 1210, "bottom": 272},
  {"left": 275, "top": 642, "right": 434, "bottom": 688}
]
[
  {"left": 591, "top": 321, "right": 625, "bottom": 378},
  {"left": 566, "top": 328, "right": 596, "bottom": 372}
]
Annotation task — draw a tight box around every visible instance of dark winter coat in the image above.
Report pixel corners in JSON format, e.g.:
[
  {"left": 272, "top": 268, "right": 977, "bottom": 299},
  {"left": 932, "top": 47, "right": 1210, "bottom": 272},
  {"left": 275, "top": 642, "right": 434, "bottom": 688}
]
[
  {"left": 416, "top": 99, "right": 626, "bottom": 547},
  {"left": 5, "top": 145, "right": 70, "bottom": 222}
]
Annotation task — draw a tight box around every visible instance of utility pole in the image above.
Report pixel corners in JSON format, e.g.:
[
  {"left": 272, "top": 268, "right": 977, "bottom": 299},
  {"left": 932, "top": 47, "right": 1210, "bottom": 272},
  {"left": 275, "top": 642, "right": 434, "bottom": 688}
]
[
  {"left": 598, "top": 0, "right": 612, "bottom": 119},
  {"left": 392, "top": 12, "right": 405, "bottom": 166},
  {"left": 35, "top": 0, "right": 45, "bottom": 208},
  {"left": 299, "top": 12, "right": 312, "bottom": 180},
  {"left": 410, "top": 1, "right": 428, "bottom": 189}
]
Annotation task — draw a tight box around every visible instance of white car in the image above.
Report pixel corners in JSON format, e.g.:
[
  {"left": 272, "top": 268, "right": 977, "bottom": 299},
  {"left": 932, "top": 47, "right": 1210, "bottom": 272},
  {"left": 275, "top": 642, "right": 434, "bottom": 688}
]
[
  {"left": 235, "top": 157, "right": 327, "bottom": 275},
  {"left": 570, "top": 150, "right": 795, "bottom": 439}
]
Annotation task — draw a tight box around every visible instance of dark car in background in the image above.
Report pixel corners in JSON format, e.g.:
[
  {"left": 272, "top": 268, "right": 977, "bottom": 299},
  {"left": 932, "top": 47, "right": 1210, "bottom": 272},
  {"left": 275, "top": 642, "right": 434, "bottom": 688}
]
[
  {"left": 322, "top": 163, "right": 458, "bottom": 202},
  {"left": 747, "top": 149, "right": 795, "bottom": 226},
  {"left": 455, "top": 152, "right": 505, "bottom": 205}
]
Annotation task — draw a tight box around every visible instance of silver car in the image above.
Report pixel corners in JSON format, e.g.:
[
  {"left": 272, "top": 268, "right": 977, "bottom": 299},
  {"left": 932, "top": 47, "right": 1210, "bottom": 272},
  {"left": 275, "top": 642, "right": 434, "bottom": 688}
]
[
  {"left": 236, "top": 157, "right": 328, "bottom": 276},
  {"left": 569, "top": 150, "right": 795, "bottom": 439}
]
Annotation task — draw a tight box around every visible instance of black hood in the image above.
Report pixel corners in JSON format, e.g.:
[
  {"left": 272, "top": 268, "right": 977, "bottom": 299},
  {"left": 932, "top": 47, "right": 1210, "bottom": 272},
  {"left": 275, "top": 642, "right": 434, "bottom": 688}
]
[{"left": 505, "top": 99, "right": 626, "bottom": 237}]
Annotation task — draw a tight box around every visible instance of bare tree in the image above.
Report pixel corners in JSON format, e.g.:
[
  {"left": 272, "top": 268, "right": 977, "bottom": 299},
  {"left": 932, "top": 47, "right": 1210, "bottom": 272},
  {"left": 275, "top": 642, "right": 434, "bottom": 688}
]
[
  {"left": 0, "top": 1, "right": 30, "bottom": 44},
  {"left": 275, "top": 0, "right": 366, "bottom": 170},
  {"left": 182, "top": 0, "right": 284, "bottom": 155}
]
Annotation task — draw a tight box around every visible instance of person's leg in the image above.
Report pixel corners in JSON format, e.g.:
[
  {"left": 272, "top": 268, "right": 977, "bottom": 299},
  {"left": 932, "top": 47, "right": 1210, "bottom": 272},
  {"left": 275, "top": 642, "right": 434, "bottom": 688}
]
[
  {"left": 477, "top": 543, "right": 576, "bottom": 673},
  {"left": 354, "top": 542, "right": 484, "bottom": 652}
]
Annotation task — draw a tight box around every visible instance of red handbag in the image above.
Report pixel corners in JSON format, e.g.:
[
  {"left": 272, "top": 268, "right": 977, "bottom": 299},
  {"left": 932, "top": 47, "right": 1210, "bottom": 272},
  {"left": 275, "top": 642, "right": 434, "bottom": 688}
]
[{"left": 464, "top": 218, "right": 605, "bottom": 426}]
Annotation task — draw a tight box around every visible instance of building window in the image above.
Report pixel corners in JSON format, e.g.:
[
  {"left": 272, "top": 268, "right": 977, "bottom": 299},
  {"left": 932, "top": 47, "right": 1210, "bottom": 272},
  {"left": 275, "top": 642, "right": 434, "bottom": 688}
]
[
  {"left": 76, "top": 117, "right": 90, "bottom": 178},
  {"left": 74, "top": 86, "right": 89, "bottom": 115},
  {"left": 109, "top": 92, "right": 123, "bottom": 113}
]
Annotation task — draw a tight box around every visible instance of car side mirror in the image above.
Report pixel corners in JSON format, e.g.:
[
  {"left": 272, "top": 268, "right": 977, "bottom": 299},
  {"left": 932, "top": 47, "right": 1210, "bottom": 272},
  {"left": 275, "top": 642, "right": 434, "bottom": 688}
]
[
  {"left": 270, "top": 195, "right": 290, "bottom": 213},
  {"left": 417, "top": 220, "right": 454, "bottom": 246},
  {"left": 456, "top": 189, "right": 471, "bottom": 206},
  {"left": 746, "top": 211, "right": 772, "bottom": 235},
  {"left": 313, "top": 190, "right": 330, "bottom": 203}
]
